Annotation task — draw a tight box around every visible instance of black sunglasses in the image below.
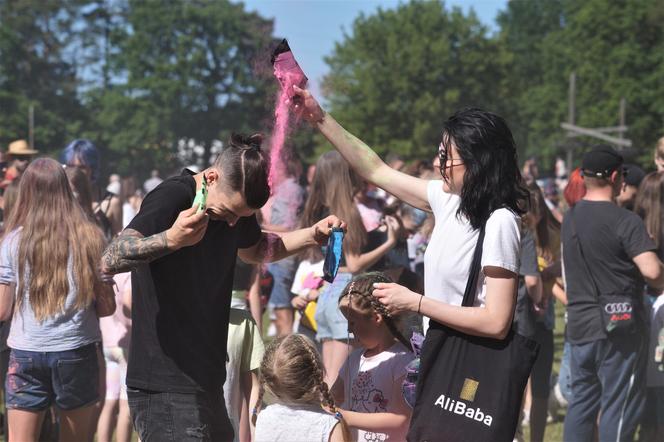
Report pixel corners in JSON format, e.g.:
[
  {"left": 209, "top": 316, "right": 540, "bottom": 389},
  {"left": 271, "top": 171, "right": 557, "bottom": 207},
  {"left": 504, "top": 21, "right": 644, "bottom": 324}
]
[{"left": 437, "top": 145, "right": 464, "bottom": 179}]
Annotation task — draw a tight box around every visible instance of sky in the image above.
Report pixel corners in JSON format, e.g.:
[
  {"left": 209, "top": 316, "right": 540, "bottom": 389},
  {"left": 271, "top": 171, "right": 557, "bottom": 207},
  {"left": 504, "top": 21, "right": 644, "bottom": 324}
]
[{"left": 242, "top": 0, "right": 508, "bottom": 97}]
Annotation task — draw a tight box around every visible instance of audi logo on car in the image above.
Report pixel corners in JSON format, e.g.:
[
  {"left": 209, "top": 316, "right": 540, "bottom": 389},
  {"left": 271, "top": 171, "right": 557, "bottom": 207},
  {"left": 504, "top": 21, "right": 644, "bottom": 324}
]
[{"left": 604, "top": 303, "right": 633, "bottom": 314}]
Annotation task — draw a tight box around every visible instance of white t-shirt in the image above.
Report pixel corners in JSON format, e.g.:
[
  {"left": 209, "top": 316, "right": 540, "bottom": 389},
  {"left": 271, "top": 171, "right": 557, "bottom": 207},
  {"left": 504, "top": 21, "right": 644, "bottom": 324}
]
[
  {"left": 423, "top": 180, "right": 520, "bottom": 322},
  {"left": 255, "top": 403, "right": 338, "bottom": 442},
  {"left": 338, "top": 342, "right": 414, "bottom": 441},
  {"left": 122, "top": 202, "right": 137, "bottom": 229},
  {"left": 290, "top": 260, "right": 324, "bottom": 297}
]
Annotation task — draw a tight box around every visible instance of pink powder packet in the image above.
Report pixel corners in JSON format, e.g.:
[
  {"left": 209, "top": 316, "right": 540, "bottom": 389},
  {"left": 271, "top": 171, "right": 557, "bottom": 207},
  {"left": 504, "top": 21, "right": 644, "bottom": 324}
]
[{"left": 271, "top": 39, "right": 307, "bottom": 98}]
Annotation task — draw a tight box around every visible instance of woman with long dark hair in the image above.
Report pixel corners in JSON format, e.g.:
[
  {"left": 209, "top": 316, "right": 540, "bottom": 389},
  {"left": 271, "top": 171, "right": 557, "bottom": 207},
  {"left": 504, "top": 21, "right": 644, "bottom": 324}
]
[
  {"left": 0, "top": 158, "right": 115, "bottom": 442},
  {"left": 292, "top": 86, "right": 530, "bottom": 438}
]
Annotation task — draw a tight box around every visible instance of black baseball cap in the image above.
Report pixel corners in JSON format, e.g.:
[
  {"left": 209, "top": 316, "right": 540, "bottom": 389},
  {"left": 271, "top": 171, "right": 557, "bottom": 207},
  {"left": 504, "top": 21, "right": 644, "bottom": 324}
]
[
  {"left": 622, "top": 164, "right": 646, "bottom": 188},
  {"left": 581, "top": 145, "right": 624, "bottom": 178}
]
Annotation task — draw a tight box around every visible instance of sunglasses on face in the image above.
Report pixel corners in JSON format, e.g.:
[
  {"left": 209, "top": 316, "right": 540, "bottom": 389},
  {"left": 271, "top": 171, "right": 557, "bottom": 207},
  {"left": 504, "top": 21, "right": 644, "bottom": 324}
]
[{"left": 437, "top": 144, "right": 464, "bottom": 179}]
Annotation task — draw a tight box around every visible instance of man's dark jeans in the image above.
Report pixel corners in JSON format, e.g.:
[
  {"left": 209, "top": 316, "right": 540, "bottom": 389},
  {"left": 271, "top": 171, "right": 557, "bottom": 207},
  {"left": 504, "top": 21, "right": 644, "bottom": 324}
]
[
  {"left": 128, "top": 387, "right": 234, "bottom": 442},
  {"left": 563, "top": 333, "right": 646, "bottom": 442}
]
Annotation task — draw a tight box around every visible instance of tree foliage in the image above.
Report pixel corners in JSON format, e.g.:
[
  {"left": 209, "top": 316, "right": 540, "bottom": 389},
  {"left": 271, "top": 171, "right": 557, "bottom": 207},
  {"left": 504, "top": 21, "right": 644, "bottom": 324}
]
[
  {"left": 498, "top": 0, "right": 664, "bottom": 165},
  {"left": 1, "top": 0, "right": 664, "bottom": 177},
  {"left": 0, "top": 0, "right": 278, "bottom": 178},
  {"left": 0, "top": 0, "right": 83, "bottom": 156},
  {"left": 324, "top": 0, "right": 664, "bottom": 169},
  {"left": 323, "top": 0, "right": 507, "bottom": 160}
]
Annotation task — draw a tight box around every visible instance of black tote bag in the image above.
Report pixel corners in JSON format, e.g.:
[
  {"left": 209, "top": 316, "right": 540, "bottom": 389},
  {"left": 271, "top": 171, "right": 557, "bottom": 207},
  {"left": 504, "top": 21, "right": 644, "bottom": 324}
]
[{"left": 407, "top": 224, "right": 540, "bottom": 442}]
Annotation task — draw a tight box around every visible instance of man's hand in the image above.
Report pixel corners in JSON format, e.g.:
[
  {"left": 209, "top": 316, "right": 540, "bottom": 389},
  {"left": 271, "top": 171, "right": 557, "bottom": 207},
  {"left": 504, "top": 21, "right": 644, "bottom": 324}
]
[
  {"left": 166, "top": 207, "right": 209, "bottom": 250},
  {"left": 310, "top": 215, "right": 346, "bottom": 246},
  {"left": 291, "top": 85, "right": 325, "bottom": 125}
]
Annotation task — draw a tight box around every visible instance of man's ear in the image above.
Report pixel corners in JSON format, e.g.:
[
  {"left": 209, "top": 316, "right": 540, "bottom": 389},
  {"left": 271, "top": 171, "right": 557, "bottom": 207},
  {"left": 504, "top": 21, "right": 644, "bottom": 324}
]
[
  {"left": 206, "top": 169, "right": 220, "bottom": 186},
  {"left": 374, "top": 312, "right": 384, "bottom": 324},
  {"left": 610, "top": 169, "right": 620, "bottom": 184}
]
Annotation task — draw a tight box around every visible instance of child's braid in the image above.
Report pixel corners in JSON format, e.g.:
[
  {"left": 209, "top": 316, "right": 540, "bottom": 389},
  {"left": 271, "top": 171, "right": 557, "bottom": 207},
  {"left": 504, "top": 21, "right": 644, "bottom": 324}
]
[
  {"left": 251, "top": 382, "right": 265, "bottom": 426},
  {"left": 293, "top": 334, "right": 352, "bottom": 441},
  {"left": 341, "top": 273, "right": 413, "bottom": 350}
]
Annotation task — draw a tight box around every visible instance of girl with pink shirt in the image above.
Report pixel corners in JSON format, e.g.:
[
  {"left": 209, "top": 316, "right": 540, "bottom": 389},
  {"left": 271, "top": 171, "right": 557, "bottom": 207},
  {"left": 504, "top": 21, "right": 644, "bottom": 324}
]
[{"left": 96, "top": 272, "right": 133, "bottom": 442}]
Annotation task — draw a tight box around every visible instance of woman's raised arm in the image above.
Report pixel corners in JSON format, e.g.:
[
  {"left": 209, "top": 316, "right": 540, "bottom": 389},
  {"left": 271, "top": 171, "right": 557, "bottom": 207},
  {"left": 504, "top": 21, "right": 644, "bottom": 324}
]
[{"left": 292, "top": 86, "right": 431, "bottom": 212}]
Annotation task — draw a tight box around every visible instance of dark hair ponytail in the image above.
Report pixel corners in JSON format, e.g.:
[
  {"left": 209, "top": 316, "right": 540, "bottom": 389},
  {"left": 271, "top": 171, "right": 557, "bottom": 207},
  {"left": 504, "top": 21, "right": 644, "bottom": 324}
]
[
  {"left": 440, "top": 108, "right": 529, "bottom": 229},
  {"left": 214, "top": 133, "right": 270, "bottom": 209}
]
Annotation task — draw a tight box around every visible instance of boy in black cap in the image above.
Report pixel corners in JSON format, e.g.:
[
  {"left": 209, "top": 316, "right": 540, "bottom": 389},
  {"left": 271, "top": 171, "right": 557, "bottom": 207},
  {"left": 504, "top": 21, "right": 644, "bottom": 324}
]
[
  {"left": 617, "top": 164, "right": 646, "bottom": 211},
  {"left": 562, "top": 145, "right": 664, "bottom": 441}
]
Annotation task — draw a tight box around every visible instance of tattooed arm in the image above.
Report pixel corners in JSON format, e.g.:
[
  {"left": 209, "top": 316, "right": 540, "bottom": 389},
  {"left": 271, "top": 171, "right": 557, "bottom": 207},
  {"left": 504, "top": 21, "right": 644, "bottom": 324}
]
[
  {"left": 101, "top": 229, "right": 171, "bottom": 274},
  {"left": 101, "top": 206, "right": 209, "bottom": 275},
  {"left": 238, "top": 215, "right": 345, "bottom": 264}
]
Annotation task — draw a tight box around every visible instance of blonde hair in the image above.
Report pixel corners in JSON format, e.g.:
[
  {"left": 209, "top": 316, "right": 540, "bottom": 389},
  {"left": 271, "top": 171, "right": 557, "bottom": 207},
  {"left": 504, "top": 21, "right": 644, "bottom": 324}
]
[
  {"left": 635, "top": 172, "right": 664, "bottom": 249},
  {"left": 338, "top": 272, "right": 411, "bottom": 349},
  {"left": 4, "top": 158, "right": 106, "bottom": 321},
  {"left": 253, "top": 334, "right": 351, "bottom": 440},
  {"left": 655, "top": 136, "right": 664, "bottom": 159}
]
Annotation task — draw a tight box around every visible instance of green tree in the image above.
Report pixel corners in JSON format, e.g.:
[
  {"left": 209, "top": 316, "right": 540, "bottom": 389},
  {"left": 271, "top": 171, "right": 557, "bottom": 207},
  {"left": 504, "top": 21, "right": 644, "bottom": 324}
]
[
  {"left": 499, "top": 0, "right": 664, "bottom": 167},
  {"left": 322, "top": 0, "right": 508, "bottom": 161},
  {"left": 0, "top": 0, "right": 83, "bottom": 154},
  {"left": 83, "top": 0, "right": 277, "bottom": 177}
]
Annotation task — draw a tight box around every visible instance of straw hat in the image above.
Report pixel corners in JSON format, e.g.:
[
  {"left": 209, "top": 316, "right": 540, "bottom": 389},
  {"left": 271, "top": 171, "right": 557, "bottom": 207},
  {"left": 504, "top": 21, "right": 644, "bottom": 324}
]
[{"left": 7, "top": 139, "right": 38, "bottom": 156}]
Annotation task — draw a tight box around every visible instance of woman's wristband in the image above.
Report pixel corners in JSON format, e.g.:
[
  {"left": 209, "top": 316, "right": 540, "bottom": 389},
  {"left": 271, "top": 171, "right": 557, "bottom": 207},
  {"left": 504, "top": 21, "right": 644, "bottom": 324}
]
[{"left": 417, "top": 295, "right": 424, "bottom": 314}]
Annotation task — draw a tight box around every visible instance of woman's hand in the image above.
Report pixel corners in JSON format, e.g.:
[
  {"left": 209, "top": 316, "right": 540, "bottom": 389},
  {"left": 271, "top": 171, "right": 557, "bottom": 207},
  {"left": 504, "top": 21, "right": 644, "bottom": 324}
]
[
  {"left": 291, "top": 85, "right": 325, "bottom": 125},
  {"left": 372, "top": 282, "right": 421, "bottom": 315}
]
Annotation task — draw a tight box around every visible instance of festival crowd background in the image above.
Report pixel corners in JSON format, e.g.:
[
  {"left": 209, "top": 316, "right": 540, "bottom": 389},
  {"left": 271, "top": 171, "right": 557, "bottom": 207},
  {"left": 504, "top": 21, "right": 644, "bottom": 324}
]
[
  {"left": 2, "top": 1, "right": 664, "bottom": 442},
  {"left": 0, "top": 134, "right": 662, "bottom": 441}
]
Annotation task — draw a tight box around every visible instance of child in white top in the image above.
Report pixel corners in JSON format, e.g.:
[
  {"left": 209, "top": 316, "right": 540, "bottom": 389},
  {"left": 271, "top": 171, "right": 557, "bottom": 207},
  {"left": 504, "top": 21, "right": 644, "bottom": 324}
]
[
  {"left": 253, "top": 334, "right": 349, "bottom": 442},
  {"left": 333, "top": 272, "right": 415, "bottom": 441}
]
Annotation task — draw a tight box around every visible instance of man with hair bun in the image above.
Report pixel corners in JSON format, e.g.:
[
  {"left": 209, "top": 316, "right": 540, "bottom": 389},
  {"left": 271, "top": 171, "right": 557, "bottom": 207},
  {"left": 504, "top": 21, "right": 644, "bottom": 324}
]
[{"left": 101, "top": 133, "right": 345, "bottom": 441}]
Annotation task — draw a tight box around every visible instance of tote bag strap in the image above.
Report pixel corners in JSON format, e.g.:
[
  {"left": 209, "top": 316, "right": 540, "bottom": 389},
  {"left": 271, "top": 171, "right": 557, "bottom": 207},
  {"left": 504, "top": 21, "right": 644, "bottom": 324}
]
[{"left": 461, "top": 222, "right": 487, "bottom": 308}]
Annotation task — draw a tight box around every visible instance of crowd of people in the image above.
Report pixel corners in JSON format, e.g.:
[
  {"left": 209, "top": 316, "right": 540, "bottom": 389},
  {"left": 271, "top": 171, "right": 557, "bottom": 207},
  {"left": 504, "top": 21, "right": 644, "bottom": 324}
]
[{"left": 0, "top": 83, "right": 661, "bottom": 442}]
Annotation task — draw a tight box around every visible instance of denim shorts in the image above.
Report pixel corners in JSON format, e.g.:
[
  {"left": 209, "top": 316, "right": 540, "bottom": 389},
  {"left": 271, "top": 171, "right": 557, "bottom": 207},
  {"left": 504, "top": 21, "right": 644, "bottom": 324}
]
[
  {"left": 315, "top": 272, "right": 353, "bottom": 341},
  {"left": 267, "top": 259, "right": 297, "bottom": 309},
  {"left": 5, "top": 342, "right": 99, "bottom": 411}
]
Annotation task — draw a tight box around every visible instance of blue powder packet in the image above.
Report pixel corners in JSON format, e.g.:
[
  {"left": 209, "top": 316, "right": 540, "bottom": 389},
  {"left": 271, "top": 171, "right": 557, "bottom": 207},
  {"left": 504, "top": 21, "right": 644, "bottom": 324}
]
[{"left": 323, "top": 227, "right": 344, "bottom": 283}]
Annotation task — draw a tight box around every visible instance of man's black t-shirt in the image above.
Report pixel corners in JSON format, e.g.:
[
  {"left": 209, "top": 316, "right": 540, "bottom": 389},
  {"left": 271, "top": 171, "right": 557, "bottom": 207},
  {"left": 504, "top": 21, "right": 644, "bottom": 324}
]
[
  {"left": 562, "top": 200, "right": 655, "bottom": 344},
  {"left": 126, "top": 170, "right": 261, "bottom": 393}
]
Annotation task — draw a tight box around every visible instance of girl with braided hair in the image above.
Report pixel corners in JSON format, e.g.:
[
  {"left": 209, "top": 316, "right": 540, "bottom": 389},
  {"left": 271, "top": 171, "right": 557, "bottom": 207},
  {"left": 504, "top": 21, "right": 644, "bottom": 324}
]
[
  {"left": 331, "top": 272, "right": 414, "bottom": 441},
  {"left": 253, "top": 334, "right": 350, "bottom": 442}
]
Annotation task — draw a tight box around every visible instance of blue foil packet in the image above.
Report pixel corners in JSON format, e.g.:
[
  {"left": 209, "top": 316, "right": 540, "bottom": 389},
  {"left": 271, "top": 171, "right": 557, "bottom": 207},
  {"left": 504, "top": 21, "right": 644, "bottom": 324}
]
[{"left": 323, "top": 228, "right": 344, "bottom": 283}]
